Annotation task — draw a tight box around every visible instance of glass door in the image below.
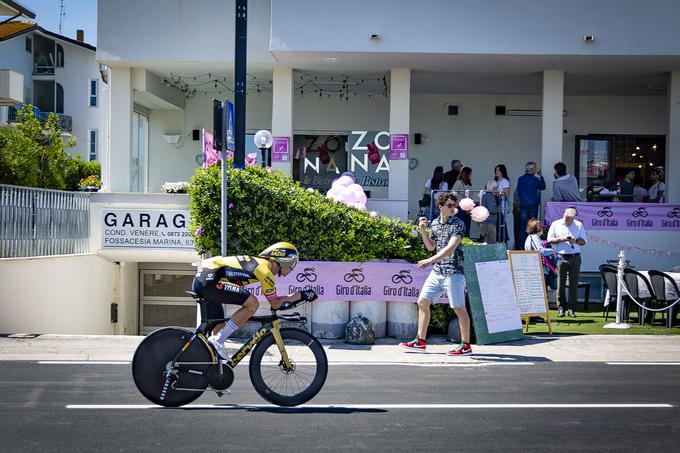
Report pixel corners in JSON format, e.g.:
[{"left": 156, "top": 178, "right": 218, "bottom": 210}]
[{"left": 575, "top": 136, "right": 612, "bottom": 201}]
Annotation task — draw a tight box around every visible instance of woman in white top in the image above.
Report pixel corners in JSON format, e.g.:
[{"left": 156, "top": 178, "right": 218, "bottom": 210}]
[
  {"left": 494, "top": 164, "right": 511, "bottom": 200},
  {"left": 452, "top": 166, "right": 473, "bottom": 193},
  {"left": 524, "top": 218, "right": 557, "bottom": 290},
  {"left": 422, "top": 165, "right": 448, "bottom": 219}
]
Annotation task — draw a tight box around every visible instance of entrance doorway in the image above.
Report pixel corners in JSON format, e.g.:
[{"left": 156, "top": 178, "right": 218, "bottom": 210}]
[{"left": 138, "top": 268, "right": 195, "bottom": 335}]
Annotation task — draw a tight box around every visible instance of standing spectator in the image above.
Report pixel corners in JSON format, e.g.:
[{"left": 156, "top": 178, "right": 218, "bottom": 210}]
[
  {"left": 514, "top": 161, "right": 546, "bottom": 247},
  {"left": 524, "top": 218, "right": 557, "bottom": 291},
  {"left": 633, "top": 175, "right": 648, "bottom": 202},
  {"left": 648, "top": 169, "right": 665, "bottom": 203},
  {"left": 453, "top": 167, "right": 474, "bottom": 237},
  {"left": 421, "top": 165, "right": 448, "bottom": 220},
  {"left": 494, "top": 164, "right": 511, "bottom": 242},
  {"left": 548, "top": 208, "right": 588, "bottom": 318},
  {"left": 551, "top": 162, "right": 580, "bottom": 202},
  {"left": 479, "top": 181, "right": 500, "bottom": 244},
  {"left": 655, "top": 165, "right": 665, "bottom": 182},
  {"left": 443, "top": 159, "right": 462, "bottom": 189},
  {"left": 619, "top": 170, "right": 635, "bottom": 202},
  {"left": 399, "top": 192, "right": 472, "bottom": 355}
]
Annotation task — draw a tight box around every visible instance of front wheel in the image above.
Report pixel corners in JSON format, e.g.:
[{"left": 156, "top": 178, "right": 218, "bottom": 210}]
[{"left": 249, "top": 328, "right": 328, "bottom": 406}]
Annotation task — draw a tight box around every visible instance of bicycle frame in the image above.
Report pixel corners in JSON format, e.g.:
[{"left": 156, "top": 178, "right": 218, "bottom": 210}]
[{"left": 173, "top": 316, "right": 294, "bottom": 372}]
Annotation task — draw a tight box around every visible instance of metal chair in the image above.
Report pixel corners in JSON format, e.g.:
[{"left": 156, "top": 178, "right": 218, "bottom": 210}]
[
  {"left": 648, "top": 270, "right": 680, "bottom": 328},
  {"left": 599, "top": 264, "right": 624, "bottom": 321},
  {"left": 622, "top": 268, "right": 656, "bottom": 326}
]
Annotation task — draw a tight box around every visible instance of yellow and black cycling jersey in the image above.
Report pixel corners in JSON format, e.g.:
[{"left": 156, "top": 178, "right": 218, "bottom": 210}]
[{"left": 199, "top": 255, "right": 278, "bottom": 300}]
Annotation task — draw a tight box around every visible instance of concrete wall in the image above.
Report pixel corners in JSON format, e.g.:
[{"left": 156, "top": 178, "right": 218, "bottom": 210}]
[
  {"left": 97, "top": 0, "right": 274, "bottom": 66},
  {"left": 55, "top": 40, "right": 108, "bottom": 160},
  {"left": 0, "top": 254, "right": 120, "bottom": 335},
  {"left": 0, "top": 34, "right": 33, "bottom": 96},
  {"left": 272, "top": 0, "right": 680, "bottom": 55}
]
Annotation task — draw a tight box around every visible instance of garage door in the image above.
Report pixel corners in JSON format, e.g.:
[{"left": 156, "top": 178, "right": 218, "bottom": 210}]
[{"left": 139, "top": 270, "right": 196, "bottom": 335}]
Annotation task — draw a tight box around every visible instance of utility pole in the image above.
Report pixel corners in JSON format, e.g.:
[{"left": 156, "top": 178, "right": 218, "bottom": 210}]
[{"left": 233, "top": 0, "right": 247, "bottom": 168}]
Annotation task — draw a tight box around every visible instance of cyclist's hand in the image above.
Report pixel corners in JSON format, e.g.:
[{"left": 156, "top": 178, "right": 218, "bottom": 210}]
[
  {"left": 278, "top": 301, "right": 294, "bottom": 311},
  {"left": 300, "top": 289, "right": 318, "bottom": 302}
]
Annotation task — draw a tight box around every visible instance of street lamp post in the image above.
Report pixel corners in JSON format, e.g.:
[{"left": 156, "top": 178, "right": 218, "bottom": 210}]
[{"left": 254, "top": 130, "right": 273, "bottom": 167}]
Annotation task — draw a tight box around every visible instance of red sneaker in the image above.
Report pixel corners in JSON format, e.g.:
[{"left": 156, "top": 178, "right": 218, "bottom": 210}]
[
  {"left": 398, "top": 337, "right": 426, "bottom": 353},
  {"left": 447, "top": 343, "right": 472, "bottom": 356}
]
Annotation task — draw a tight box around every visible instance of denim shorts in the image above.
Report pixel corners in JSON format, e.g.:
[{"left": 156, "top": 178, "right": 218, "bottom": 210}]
[{"left": 420, "top": 272, "right": 466, "bottom": 309}]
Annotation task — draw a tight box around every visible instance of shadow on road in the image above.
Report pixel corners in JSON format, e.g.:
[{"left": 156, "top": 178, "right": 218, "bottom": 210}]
[
  {"left": 469, "top": 353, "right": 552, "bottom": 363},
  {"left": 175, "top": 405, "right": 386, "bottom": 414}
]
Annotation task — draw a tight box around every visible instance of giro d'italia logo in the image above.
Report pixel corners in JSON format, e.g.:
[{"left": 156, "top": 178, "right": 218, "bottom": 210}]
[
  {"left": 295, "top": 267, "right": 317, "bottom": 283},
  {"left": 343, "top": 268, "right": 365, "bottom": 283},
  {"left": 391, "top": 270, "right": 413, "bottom": 285}
]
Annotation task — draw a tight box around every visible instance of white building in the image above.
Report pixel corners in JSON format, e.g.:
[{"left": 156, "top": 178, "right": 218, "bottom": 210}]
[
  {"left": 2, "top": 0, "right": 680, "bottom": 335},
  {"left": 0, "top": 6, "right": 108, "bottom": 162}
]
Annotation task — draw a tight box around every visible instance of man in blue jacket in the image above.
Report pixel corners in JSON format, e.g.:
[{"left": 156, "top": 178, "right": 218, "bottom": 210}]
[{"left": 514, "top": 161, "right": 546, "bottom": 248}]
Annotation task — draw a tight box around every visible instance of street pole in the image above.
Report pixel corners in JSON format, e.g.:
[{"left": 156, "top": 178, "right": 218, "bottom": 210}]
[
  {"left": 603, "top": 250, "right": 631, "bottom": 329},
  {"left": 221, "top": 107, "right": 228, "bottom": 256},
  {"left": 234, "top": 0, "right": 247, "bottom": 168}
]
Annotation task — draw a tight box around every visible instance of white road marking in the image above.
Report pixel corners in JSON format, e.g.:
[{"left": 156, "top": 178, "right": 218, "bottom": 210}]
[
  {"left": 38, "top": 361, "right": 130, "bottom": 365},
  {"left": 66, "top": 403, "right": 673, "bottom": 410},
  {"left": 38, "top": 361, "right": 532, "bottom": 367},
  {"left": 607, "top": 362, "right": 680, "bottom": 366}
]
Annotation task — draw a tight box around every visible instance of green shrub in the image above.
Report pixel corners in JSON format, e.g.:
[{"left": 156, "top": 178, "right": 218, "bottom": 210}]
[{"left": 188, "top": 164, "right": 429, "bottom": 262}]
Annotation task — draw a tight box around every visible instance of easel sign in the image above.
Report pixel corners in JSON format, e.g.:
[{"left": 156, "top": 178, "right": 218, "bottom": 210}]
[{"left": 507, "top": 250, "right": 553, "bottom": 334}]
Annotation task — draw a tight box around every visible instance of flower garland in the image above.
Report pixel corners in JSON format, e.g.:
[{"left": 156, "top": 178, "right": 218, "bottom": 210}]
[{"left": 589, "top": 233, "right": 680, "bottom": 258}]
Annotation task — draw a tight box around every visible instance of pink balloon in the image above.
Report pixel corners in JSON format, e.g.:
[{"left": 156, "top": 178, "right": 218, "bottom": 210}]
[
  {"left": 459, "top": 197, "right": 476, "bottom": 212},
  {"left": 335, "top": 175, "right": 354, "bottom": 188},
  {"left": 471, "top": 206, "right": 490, "bottom": 223}
]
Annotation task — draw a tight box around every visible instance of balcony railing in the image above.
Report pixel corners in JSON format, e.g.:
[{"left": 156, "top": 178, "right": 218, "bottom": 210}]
[{"left": 8, "top": 105, "right": 73, "bottom": 133}]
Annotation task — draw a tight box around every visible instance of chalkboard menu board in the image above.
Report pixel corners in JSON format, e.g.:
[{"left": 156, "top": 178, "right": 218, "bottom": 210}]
[{"left": 463, "top": 244, "right": 525, "bottom": 345}]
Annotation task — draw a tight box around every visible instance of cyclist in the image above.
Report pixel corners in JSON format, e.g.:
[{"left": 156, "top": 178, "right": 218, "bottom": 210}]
[{"left": 192, "top": 241, "right": 317, "bottom": 359}]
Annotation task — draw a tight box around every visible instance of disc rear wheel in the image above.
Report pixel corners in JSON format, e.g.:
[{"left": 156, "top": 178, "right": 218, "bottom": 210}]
[{"left": 132, "top": 327, "right": 213, "bottom": 407}]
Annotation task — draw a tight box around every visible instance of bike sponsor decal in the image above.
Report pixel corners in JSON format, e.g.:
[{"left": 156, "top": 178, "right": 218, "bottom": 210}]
[
  {"left": 230, "top": 327, "right": 267, "bottom": 366},
  {"left": 545, "top": 202, "right": 680, "bottom": 232}
]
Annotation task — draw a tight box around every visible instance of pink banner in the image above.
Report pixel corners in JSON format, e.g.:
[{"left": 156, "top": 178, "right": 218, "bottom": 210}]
[
  {"left": 246, "top": 261, "right": 450, "bottom": 303},
  {"left": 545, "top": 202, "right": 680, "bottom": 232}
]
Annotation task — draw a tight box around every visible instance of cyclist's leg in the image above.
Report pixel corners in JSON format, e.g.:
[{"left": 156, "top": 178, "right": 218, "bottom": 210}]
[{"left": 209, "top": 287, "right": 255, "bottom": 343}]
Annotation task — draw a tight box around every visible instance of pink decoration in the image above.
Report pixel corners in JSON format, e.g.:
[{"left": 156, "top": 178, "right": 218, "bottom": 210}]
[
  {"left": 245, "top": 152, "right": 257, "bottom": 167},
  {"left": 459, "top": 198, "right": 476, "bottom": 212},
  {"left": 470, "top": 206, "right": 490, "bottom": 223},
  {"left": 369, "top": 211, "right": 378, "bottom": 219}
]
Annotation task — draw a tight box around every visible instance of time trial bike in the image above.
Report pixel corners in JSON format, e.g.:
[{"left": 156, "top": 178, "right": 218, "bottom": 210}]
[{"left": 132, "top": 293, "right": 328, "bottom": 407}]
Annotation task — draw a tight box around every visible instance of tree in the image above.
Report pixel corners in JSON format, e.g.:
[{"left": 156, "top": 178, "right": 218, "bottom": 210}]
[{"left": 0, "top": 104, "right": 97, "bottom": 190}]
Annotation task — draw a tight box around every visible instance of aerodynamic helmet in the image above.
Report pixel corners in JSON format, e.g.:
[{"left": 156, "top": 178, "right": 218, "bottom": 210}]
[{"left": 258, "top": 241, "right": 299, "bottom": 269}]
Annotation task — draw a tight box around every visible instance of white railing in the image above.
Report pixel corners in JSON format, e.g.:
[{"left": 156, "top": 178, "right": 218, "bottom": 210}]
[{"left": 0, "top": 184, "right": 90, "bottom": 258}]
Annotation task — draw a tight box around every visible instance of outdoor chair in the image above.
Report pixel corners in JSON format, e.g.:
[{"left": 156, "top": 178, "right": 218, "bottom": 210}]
[
  {"left": 599, "top": 264, "right": 627, "bottom": 321},
  {"left": 648, "top": 270, "right": 680, "bottom": 328},
  {"left": 622, "top": 268, "right": 656, "bottom": 326}
]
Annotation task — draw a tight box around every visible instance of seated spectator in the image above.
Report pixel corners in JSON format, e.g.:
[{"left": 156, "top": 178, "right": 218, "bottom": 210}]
[{"left": 524, "top": 218, "right": 557, "bottom": 291}]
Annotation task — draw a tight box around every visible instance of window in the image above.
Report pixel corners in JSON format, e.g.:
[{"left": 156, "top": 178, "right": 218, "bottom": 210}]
[
  {"left": 56, "top": 44, "right": 64, "bottom": 67},
  {"left": 575, "top": 134, "right": 666, "bottom": 202},
  {"left": 89, "top": 79, "right": 97, "bottom": 107},
  {"left": 25, "top": 37, "right": 32, "bottom": 53},
  {"left": 89, "top": 129, "right": 97, "bottom": 161},
  {"left": 55, "top": 82, "right": 64, "bottom": 114}
]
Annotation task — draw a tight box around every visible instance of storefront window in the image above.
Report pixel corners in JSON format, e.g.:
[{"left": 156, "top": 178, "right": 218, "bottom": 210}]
[{"left": 575, "top": 135, "right": 665, "bottom": 203}]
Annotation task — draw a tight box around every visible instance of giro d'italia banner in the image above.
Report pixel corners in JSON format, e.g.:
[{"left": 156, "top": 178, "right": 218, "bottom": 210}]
[
  {"left": 545, "top": 202, "right": 680, "bottom": 232},
  {"left": 245, "top": 261, "right": 449, "bottom": 304}
]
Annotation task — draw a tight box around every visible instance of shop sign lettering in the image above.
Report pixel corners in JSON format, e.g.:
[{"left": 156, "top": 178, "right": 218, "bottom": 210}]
[{"left": 102, "top": 209, "right": 194, "bottom": 249}]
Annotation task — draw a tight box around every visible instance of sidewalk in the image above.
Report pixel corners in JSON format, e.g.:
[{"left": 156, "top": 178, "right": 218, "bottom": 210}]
[{"left": 2, "top": 333, "right": 680, "bottom": 363}]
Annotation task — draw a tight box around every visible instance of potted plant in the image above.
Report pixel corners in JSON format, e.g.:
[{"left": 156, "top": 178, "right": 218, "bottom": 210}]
[
  {"left": 79, "top": 175, "right": 102, "bottom": 192},
  {"left": 161, "top": 181, "right": 190, "bottom": 193}
]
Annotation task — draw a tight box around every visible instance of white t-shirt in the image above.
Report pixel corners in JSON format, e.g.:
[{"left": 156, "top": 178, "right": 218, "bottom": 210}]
[
  {"left": 425, "top": 178, "right": 448, "bottom": 192},
  {"left": 497, "top": 178, "right": 510, "bottom": 194},
  {"left": 648, "top": 181, "right": 665, "bottom": 202}
]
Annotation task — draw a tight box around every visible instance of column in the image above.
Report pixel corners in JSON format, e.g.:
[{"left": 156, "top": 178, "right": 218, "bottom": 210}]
[
  {"left": 107, "top": 68, "right": 133, "bottom": 192},
  {"left": 271, "top": 67, "right": 293, "bottom": 175},
  {"left": 388, "top": 68, "right": 411, "bottom": 219},
  {"left": 667, "top": 70, "right": 680, "bottom": 203},
  {"left": 541, "top": 70, "right": 565, "bottom": 203}
]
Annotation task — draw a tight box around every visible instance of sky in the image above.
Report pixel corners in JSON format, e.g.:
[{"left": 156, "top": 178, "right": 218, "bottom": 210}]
[{"left": 19, "top": 0, "right": 97, "bottom": 45}]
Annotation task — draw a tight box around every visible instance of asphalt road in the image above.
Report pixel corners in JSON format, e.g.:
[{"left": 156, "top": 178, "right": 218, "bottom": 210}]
[{"left": 1, "top": 362, "right": 679, "bottom": 452}]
